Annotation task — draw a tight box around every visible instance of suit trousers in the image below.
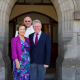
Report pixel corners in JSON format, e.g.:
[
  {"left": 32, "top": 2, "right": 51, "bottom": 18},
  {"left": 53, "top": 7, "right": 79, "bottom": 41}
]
[{"left": 30, "top": 63, "right": 46, "bottom": 80}]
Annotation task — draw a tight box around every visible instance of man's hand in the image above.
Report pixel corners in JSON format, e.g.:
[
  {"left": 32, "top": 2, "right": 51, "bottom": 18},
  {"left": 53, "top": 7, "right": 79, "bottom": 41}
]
[{"left": 43, "top": 65, "right": 49, "bottom": 68}]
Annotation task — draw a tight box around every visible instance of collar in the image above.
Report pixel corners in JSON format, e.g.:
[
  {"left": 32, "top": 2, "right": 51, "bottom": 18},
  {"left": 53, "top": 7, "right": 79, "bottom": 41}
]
[
  {"left": 34, "top": 31, "right": 42, "bottom": 35},
  {"left": 27, "top": 25, "right": 33, "bottom": 29}
]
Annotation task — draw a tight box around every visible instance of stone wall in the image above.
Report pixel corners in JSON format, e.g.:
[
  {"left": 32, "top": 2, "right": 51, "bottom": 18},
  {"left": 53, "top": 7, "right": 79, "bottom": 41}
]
[
  {"left": 0, "top": 0, "right": 80, "bottom": 80},
  {"left": 51, "top": 0, "right": 80, "bottom": 80}
]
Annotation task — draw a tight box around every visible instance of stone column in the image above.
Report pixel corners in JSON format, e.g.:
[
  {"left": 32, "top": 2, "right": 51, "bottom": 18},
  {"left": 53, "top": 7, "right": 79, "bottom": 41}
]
[
  {"left": 73, "top": 11, "right": 80, "bottom": 80},
  {"left": 51, "top": 0, "right": 79, "bottom": 80},
  {"left": 0, "top": 0, "right": 17, "bottom": 80}
]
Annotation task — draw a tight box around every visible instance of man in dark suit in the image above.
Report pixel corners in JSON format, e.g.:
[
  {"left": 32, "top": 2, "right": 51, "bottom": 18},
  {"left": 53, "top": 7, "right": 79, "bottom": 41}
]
[{"left": 29, "top": 19, "right": 51, "bottom": 80}]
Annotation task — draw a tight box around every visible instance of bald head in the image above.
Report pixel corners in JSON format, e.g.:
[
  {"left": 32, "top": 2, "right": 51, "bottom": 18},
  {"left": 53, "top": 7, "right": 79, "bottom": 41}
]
[
  {"left": 23, "top": 16, "right": 32, "bottom": 28},
  {"left": 24, "top": 16, "right": 32, "bottom": 22}
]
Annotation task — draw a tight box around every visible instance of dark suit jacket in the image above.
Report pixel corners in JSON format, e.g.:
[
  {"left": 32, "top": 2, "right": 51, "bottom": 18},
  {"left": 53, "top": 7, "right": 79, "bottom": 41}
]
[{"left": 29, "top": 32, "right": 51, "bottom": 65}]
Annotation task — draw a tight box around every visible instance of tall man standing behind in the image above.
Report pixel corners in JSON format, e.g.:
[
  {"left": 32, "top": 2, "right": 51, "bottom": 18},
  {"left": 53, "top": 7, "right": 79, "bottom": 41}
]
[
  {"left": 15, "top": 16, "right": 34, "bottom": 38},
  {"left": 29, "top": 20, "right": 51, "bottom": 80}
]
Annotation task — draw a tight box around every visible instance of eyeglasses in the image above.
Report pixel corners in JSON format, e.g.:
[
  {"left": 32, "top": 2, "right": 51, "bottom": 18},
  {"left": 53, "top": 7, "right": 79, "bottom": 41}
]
[{"left": 25, "top": 21, "right": 31, "bottom": 22}]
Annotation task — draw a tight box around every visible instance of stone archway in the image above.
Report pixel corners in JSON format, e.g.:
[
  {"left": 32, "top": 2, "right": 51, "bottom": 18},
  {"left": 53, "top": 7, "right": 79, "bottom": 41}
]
[{"left": 0, "top": 0, "right": 79, "bottom": 80}]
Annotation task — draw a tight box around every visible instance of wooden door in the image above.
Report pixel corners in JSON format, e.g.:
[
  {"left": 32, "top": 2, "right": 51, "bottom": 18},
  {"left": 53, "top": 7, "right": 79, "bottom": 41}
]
[
  {"left": 50, "top": 20, "right": 58, "bottom": 63},
  {"left": 42, "top": 21, "right": 58, "bottom": 64}
]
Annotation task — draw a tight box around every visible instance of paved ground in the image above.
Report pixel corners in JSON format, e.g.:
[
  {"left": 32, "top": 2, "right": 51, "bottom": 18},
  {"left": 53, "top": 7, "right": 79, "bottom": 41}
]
[
  {"left": 45, "top": 68, "right": 56, "bottom": 80},
  {"left": 10, "top": 68, "right": 56, "bottom": 80}
]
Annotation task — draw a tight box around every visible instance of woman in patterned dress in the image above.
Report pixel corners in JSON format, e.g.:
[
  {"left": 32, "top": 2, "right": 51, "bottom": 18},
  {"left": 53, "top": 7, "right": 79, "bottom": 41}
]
[{"left": 11, "top": 22, "right": 30, "bottom": 80}]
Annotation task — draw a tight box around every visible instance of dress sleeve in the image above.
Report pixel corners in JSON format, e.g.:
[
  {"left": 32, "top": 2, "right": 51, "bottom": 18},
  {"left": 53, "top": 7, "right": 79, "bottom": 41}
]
[
  {"left": 44, "top": 35, "right": 51, "bottom": 65},
  {"left": 11, "top": 38, "right": 18, "bottom": 61}
]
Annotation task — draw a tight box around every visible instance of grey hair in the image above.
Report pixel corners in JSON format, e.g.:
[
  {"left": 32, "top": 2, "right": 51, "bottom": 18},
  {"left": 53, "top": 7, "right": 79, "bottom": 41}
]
[{"left": 33, "top": 19, "right": 42, "bottom": 26}]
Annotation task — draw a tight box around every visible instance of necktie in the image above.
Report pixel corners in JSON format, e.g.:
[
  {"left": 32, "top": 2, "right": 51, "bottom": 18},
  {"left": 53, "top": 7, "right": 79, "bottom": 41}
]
[{"left": 35, "top": 33, "right": 38, "bottom": 46}]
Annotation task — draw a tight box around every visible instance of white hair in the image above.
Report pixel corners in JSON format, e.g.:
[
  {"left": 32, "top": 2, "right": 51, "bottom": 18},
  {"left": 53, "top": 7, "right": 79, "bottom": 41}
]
[{"left": 33, "top": 19, "right": 42, "bottom": 26}]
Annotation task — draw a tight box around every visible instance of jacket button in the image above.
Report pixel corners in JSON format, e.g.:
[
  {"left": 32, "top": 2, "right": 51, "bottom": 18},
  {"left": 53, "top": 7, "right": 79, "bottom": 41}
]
[
  {"left": 35, "top": 48, "right": 36, "bottom": 49},
  {"left": 34, "top": 54, "right": 36, "bottom": 55}
]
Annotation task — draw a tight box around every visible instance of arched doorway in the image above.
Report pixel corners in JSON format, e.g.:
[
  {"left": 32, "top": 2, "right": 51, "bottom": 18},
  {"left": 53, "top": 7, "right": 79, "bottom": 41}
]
[
  {"left": 0, "top": 0, "right": 78, "bottom": 80},
  {"left": 9, "top": 11, "right": 58, "bottom": 79},
  {"left": 9, "top": 11, "right": 58, "bottom": 61}
]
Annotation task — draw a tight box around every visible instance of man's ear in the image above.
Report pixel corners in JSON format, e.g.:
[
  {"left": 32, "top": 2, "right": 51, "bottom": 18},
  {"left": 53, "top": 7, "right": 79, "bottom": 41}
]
[
  {"left": 41, "top": 26, "right": 42, "bottom": 29},
  {"left": 31, "top": 20, "right": 32, "bottom": 24}
]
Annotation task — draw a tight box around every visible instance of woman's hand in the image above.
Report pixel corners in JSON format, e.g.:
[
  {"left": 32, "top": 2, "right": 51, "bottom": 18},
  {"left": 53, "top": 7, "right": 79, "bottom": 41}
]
[
  {"left": 16, "top": 62, "right": 20, "bottom": 70},
  {"left": 15, "top": 59, "right": 20, "bottom": 70}
]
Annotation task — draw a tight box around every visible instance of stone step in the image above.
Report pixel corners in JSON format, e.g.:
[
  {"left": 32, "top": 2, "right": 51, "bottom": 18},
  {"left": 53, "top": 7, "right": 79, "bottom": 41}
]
[{"left": 45, "top": 69, "right": 56, "bottom": 80}]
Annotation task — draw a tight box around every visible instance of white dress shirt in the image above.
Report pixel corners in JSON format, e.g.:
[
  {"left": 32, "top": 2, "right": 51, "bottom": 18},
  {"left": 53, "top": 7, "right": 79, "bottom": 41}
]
[
  {"left": 15, "top": 25, "right": 34, "bottom": 38},
  {"left": 33, "top": 31, "right": 42, "bottom": 44}
]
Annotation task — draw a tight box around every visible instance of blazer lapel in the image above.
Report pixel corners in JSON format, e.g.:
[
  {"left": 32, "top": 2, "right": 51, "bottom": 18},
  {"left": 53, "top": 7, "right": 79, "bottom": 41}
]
[
  {"left": 17, "top": 36, "right": 21, "bottom": 46},
  {"left": 25, "top": 37, "right": 29, "bottom": 46},
  {"left": 31, "top": 33, "right": 35, "bottom": 47},
  {"left": 17, "top": 36, "right": 21, "bottom": 54}
]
